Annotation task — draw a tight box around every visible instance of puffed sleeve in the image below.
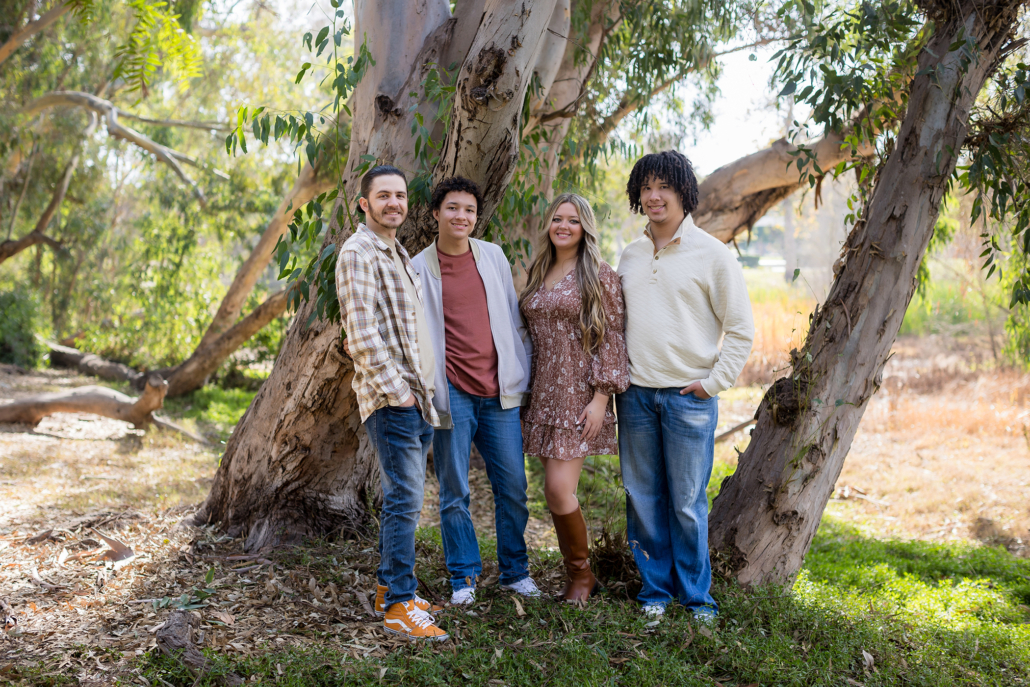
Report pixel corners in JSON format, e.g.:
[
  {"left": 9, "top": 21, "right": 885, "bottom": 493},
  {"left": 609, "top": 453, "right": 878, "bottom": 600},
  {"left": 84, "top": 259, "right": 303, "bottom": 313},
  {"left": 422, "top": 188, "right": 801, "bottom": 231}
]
[{"left": 588, "top": 264, "right": 631, "bottom": 396}]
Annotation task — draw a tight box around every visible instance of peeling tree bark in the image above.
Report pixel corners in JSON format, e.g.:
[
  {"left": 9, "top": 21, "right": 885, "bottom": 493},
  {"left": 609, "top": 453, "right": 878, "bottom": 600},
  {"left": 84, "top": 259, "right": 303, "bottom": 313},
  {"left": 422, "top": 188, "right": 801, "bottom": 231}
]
[
  {"left": 155, "top": 610, "right": 244, "bottom": 686},
  {"left": 707, "top": 0, "right": 1022, "bottom": 586}
]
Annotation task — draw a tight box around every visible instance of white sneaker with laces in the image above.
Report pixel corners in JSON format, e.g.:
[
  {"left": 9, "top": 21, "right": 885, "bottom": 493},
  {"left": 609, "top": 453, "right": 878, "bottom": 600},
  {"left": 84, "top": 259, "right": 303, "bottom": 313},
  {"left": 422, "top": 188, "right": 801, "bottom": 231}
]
[
  {"left": 500, "top": 577, "right": 542, "bottom": 598},
  {"left": 449, "top": 586, "right": 476, "bottom": 606},
  {"left": 642, "top": 603, "right": 665, "bottom": 619}
]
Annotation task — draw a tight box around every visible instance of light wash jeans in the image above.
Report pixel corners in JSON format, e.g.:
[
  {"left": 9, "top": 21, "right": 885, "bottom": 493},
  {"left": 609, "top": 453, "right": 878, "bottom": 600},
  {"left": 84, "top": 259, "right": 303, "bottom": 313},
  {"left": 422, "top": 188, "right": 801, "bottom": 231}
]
[
  {"left": 433, "top": 381, "right": 530, "bottom": 592},
  {"left": 364, "top": 404, "right": 434, "bottom": 608},
  {"left": 616, "top": 384, "right": 719, "bottom": 612}
]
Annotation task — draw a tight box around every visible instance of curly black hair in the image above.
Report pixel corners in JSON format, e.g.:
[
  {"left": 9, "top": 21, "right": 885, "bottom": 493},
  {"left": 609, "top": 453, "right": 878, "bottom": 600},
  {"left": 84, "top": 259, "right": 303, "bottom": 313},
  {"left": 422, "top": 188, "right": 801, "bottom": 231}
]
[
  {"left": 625, "top": 150, "right": 699, "bottom": 216},
  {"left": 431, "top": 176, "right": 483, "bottom": 213}
]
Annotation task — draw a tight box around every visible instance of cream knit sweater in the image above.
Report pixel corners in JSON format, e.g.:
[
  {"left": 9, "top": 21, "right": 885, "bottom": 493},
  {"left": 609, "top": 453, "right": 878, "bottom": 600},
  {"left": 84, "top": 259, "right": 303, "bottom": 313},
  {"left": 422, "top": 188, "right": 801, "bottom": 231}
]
[{"left": 617, "top": 214, "right": 755, "bottom": 396}]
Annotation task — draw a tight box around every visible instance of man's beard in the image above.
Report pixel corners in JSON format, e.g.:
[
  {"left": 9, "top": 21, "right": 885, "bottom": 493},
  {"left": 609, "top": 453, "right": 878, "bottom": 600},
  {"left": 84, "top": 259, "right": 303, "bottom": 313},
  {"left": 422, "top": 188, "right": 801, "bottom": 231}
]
[{"left": 368, "top": 204, "right": 406, "bottom": 229}]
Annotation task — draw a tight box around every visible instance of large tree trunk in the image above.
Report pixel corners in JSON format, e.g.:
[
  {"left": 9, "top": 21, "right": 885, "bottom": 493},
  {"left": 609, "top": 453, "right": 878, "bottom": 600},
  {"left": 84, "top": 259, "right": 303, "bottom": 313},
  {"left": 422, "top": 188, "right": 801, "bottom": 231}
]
[
  {"left": 707, "top": 0, "right": 1021, "bottom": 586},
  {"left": 192, "top": 0, "right": 562, "bottom": 549}
]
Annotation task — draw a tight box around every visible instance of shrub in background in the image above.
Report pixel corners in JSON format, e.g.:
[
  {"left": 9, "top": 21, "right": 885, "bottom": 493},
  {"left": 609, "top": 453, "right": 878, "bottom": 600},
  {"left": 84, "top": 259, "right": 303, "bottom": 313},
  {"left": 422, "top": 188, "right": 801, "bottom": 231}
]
[{"left": 0, "top": 288, "right": 49, "bottom": 369}]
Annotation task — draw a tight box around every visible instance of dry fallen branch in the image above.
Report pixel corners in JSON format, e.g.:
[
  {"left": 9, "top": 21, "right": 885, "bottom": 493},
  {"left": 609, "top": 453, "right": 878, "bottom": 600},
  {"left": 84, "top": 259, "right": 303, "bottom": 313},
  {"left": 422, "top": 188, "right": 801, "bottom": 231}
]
[
  {"left": 715, "top": 418, "right": 758, "bottom": 444},
  {"left": 21, "top": 91, "right": 227, "bottom": 206},
  {"left": 0, "top": 374, "right": 206, "bottom": 443},
  {"left": 47, "top": 342, "right": 143, "bottom": 384},
  {"left": 155, "top": 610, "right": 245, "bottom": 686}
]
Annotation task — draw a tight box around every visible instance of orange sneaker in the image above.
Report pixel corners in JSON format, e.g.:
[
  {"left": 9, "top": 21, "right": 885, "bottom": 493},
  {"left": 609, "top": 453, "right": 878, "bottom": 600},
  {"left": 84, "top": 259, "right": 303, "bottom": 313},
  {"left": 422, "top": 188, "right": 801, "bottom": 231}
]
[
  {"left": 374, "top": 585, "right": 443, "bottom": 616},
  {"left": 383, "top": 600, "right": 449, "bottom": 641}
]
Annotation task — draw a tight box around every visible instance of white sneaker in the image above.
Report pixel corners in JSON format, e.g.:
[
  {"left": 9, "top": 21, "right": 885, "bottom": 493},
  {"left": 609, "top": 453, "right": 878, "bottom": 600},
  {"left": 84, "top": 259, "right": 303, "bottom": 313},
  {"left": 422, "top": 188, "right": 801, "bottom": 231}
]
[
  {"left": 692, "top": 609, "right": 717, "bottom": 626},
  {"left": 642, "top": 603, "right": 665, "bottom": 619},
  {"left": 449, "top": 586, "right": 476, "bottom": 606},
  {"left": 500, "top": 577, "right": 542, "bottom": 598}
]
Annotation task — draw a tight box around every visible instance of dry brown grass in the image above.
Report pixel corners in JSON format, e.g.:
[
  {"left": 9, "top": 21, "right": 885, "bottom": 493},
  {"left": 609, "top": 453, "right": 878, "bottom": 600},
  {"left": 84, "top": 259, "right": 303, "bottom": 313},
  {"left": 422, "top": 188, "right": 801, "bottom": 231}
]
[
  {"left": 830, "top": 337, "right": 1030, "bottom": 554},
  {"left": 719, "top": 334, "right": 1030, "bottom": 556}
]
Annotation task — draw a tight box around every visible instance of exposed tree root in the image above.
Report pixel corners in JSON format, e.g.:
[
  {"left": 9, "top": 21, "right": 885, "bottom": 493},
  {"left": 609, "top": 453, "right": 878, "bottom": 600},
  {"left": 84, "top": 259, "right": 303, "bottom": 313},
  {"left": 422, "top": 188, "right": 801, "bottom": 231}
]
[
  {"left": 0, "top": 374, "right": 206, "bottom": 443},
  {"left": 155, "top": 610, "right": 244, "bottom": 686}
]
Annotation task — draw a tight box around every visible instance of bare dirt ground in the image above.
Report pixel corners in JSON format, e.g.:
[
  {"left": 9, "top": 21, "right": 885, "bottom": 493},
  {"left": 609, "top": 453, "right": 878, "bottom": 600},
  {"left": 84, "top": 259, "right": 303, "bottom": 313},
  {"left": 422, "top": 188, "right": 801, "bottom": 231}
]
[{"left": 1, "top": 334, "right": 1028, "bottom": 682}]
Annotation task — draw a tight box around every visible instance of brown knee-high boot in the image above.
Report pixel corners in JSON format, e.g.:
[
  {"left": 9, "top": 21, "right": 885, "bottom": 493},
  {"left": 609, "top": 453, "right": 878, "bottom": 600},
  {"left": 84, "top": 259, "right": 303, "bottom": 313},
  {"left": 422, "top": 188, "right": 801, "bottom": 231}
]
[{"left": 551, "top": 507, "right": 599, "bottom": 603}]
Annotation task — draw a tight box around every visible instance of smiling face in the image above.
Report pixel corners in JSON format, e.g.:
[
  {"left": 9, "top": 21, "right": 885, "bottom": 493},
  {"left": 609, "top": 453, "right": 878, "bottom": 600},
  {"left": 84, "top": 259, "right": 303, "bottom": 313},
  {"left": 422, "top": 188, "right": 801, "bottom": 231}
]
[
  {"left": 549, "top": 202, "right": 584, "bottom": 254},
  {"left": 433, "top": 190, "right": 478, "bottom": 245},
  {"left": 639, "top": 174, "right": 685, "bottom": 226},
  {"left": 359, "top": 174, "right": 408, "bottom": 231}
]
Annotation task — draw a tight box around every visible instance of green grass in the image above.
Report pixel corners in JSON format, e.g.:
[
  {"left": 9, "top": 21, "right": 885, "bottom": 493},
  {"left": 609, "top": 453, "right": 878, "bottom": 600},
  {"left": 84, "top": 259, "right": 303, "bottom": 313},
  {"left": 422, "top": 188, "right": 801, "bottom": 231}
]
[
  {"left": 129, "top": 514, "right": 1030, "bottom": 687},
  {"left": 161, "top": 385, "right": 260, "bottom": 441},
  {"left": 899, "top": 262, "right": 1003, "bottom": 338}
]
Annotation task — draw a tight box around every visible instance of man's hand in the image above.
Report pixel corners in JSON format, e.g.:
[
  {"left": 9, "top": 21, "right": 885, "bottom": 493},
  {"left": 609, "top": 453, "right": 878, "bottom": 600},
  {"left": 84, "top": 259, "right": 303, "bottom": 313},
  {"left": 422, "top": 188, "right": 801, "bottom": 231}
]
[
  {"left": 680, "top": 381, "right": 711, "bottom": 399},
  {"left": 399, "top": 393, "right": 417, "bottom": 408},
  {"left": 342, "top": 337, "right": 351, "bottom": 358}
]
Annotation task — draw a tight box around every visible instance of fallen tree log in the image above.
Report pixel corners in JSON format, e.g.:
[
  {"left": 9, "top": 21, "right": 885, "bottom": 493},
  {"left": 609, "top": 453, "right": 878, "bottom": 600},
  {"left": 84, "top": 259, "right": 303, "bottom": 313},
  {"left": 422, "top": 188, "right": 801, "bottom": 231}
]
[
  {"left": 155, "top": 610, "right": 244, "bottom": 686},
  {"left": 0, "top": 374, "right": 205, "bottom": 442},
  {"left": 47, "top": 342, "right": 144, "bottom": 384}
]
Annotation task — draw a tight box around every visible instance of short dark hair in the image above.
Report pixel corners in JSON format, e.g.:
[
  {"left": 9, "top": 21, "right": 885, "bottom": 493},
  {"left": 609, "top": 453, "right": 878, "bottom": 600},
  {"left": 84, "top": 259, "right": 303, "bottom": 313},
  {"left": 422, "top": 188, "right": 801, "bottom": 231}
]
[
  {"left": 431, "top": 176, "right": 483, "bottom": 213},
  {"left": 360, "top": 165, "right": 407, "bottom": 200},
  {"left": 626, "top": 150, "right": 699, "bottom": 216}
]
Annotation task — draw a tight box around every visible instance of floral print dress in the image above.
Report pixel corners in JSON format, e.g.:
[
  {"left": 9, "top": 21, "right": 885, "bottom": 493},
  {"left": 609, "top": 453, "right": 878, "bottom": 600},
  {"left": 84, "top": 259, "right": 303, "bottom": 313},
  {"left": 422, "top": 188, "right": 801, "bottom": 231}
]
[{"left": 521, "top": 261, "right": 630, "bottom": 460}]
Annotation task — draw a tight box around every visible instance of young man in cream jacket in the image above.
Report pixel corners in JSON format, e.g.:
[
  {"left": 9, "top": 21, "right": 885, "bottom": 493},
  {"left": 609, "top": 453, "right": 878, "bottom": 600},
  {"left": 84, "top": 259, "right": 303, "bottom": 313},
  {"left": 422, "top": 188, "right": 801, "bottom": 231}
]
[
  {"left": 616, "top": 150, "right": 755, "bottom": 622},
  {"left": 411, "top": 176, "right": 541, "bottom": 605}
]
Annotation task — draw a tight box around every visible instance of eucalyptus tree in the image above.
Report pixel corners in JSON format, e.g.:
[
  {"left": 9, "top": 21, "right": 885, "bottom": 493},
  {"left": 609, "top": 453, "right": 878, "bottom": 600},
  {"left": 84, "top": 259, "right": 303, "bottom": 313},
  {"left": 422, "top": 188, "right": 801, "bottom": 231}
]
[{"left": 708, "top": 0, "right": 1029, "bottom": 584}]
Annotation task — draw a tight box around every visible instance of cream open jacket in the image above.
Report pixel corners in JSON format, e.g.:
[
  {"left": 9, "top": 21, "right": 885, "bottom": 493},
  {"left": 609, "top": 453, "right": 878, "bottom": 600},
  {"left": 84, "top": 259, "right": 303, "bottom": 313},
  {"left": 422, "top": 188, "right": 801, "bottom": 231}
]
[{"left": 411, "top": 239, "right": 533, "bottom": 429}]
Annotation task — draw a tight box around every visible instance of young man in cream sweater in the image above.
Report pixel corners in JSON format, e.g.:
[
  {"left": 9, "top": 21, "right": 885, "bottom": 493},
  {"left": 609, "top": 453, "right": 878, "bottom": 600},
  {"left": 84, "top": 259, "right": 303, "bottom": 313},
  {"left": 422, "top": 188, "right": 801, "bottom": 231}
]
[{"left": 616, "top": 150, "right": 754, "bottom": 622}]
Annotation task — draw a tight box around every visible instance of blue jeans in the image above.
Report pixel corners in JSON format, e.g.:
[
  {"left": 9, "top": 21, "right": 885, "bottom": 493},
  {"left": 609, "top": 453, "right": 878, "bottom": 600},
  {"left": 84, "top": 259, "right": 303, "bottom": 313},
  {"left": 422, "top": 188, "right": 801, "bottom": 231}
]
[
  {"left": 616, "top": 384, "right": 719, "bottom": 612},
  {"left": 433, "top": 381, "right": 530, "bottom": 592},
  {"left": 364, "top": 404, "right": 434, "bottom": 608}
]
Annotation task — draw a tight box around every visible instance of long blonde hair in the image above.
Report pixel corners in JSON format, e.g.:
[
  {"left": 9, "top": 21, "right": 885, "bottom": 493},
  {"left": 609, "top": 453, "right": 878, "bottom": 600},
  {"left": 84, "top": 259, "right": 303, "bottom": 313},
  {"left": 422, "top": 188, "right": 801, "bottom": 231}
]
[{"left": 519, "top": 193, "right": 607, "bottom": 356}]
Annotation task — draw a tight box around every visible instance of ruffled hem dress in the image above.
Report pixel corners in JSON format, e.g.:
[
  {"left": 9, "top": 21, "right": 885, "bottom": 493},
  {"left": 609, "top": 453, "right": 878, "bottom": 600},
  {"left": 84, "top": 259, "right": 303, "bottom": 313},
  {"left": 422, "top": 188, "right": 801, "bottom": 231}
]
[{"left": 521, "top": 262, "right": 630, "bottom": 460}]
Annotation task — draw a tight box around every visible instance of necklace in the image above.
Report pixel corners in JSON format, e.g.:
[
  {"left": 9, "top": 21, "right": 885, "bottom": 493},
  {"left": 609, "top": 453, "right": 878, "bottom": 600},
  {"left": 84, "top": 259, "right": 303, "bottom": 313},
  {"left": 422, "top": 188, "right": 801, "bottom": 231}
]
[{"left": 549, "top": 260, "right": 576, "bottom": 289}]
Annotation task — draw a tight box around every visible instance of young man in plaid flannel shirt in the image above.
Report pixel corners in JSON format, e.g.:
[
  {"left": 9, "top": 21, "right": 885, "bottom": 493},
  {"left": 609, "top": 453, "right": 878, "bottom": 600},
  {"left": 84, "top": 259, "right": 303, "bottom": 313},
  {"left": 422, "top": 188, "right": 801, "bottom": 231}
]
[{"left": 335, "top": 165, "right": 447, "bottom": 641}]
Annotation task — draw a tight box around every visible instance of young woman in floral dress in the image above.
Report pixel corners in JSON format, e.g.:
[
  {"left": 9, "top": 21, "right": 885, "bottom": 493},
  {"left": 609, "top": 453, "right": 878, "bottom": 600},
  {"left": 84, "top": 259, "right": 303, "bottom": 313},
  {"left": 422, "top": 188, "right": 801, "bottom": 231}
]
[{"left": 519, "top": 193, "right": 630, "bottom": 602}]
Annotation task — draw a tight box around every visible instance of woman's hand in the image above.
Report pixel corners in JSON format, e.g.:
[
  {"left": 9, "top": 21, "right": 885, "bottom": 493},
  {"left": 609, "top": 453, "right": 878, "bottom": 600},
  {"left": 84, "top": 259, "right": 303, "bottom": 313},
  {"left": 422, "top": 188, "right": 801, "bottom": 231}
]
[{"left": 577, "top": 392, "right": 609, "bottom": 443}]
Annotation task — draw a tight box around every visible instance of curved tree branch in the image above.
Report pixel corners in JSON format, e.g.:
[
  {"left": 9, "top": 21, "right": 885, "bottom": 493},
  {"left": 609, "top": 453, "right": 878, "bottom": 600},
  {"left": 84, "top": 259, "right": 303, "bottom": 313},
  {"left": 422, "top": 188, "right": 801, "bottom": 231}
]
[
  {"left": 22, "top": 91, "right": 218, "bottom": 205},
  {"left": 0, "top": 2, "right": 70, "bottom": 67},
  {"left": 0, "top": 229, "right": 61, "bottom": 264},
  {"left": 0, "top": 111, "right": 98, "bottom": 265},
  {"left": 116, "top": 112, "right": 232, "bottom": 132},
  {"left": 166, "top": 287, "right": 291, "bottom": 397},
  {"left": 194, "top": 163, "right": 331, "bottom": 350}
]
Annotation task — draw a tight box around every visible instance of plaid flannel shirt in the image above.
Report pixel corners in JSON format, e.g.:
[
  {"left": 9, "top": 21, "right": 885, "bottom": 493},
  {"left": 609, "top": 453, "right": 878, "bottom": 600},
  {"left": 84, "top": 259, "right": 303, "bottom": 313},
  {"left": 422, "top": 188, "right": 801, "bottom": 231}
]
[{"left": 336, "top": 224, "right": 439, "bottom": 426}]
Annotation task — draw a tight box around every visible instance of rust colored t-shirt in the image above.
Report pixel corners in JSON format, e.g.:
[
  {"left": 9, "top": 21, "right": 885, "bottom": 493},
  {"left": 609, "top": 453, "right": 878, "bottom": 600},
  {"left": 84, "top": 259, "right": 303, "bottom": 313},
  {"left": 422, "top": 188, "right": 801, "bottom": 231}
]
[{"left": 438, "top": 246, "right": 500, "bottom": 397}]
